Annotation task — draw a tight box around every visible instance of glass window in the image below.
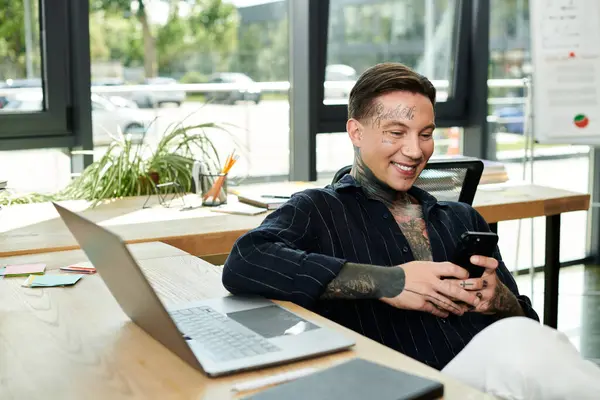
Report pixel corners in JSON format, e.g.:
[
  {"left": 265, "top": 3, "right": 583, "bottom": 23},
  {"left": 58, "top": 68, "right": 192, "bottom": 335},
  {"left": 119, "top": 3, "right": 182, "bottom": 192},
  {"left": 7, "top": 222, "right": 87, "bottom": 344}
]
[
  {"left": 89, "top": 0, "right": 290, "bottom": 181},
  {"left": 0, "top": 149, "right": 71, "bottom": 196},
  {"left": 0, "top": 0, "right": 43, "bottom": 113},
  {"left": 488, "top": 0, "right": 590, "bottom": 270},
  {"left": 326, "top": 0, "right": 456, "bottom": 105}
]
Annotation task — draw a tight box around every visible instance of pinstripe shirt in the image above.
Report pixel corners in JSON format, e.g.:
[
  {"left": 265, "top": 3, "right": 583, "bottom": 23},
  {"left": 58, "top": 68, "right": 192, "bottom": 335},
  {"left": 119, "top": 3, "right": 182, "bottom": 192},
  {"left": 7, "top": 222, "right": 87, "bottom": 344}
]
[{"left": 222, "top": 174, "right": 539, "bottom": 370}]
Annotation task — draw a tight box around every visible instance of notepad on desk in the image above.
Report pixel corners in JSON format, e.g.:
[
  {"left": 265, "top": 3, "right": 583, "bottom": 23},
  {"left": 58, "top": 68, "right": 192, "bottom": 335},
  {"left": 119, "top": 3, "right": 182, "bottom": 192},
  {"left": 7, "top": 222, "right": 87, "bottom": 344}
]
[
  {"left": 0, "top": 263, "right": 46, "bottom": 277},
  {"left": 210, "top": 202, "right": 268, "bottom": 216},
  {"left": 242, "top": 358, "right": 444, "bottom": 400},
  {"left": 236, "top": 194, "right": 290, "bottom": 210}
]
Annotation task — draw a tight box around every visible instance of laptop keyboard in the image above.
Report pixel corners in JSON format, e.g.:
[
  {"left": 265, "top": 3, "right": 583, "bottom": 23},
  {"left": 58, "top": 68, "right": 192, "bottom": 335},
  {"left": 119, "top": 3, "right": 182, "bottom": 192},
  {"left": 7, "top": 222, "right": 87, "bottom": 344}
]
[{"left": 170, "top": 305, "right": 281, "bottom": 362}]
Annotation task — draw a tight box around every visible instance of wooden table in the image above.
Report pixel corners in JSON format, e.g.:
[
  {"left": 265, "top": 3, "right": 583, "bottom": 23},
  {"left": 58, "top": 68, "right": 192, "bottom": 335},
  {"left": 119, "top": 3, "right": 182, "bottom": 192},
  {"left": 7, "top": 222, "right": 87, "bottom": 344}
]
[
  {"left": 0, "top": 182, "right": 590, "bottom": 328},
  {"left": 475, "top": 183, "right": 591, "bottom": 328},
  {"left": 0, "top": 242, "right": 493, "bottom": 400}
]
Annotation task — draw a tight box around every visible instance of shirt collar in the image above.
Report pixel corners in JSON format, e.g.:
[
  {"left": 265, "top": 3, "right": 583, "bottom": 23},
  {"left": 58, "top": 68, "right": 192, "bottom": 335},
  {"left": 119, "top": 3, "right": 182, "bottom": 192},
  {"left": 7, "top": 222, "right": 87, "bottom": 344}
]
[{"left": 331, "top": 173, "right": 439, "bottom": 209}]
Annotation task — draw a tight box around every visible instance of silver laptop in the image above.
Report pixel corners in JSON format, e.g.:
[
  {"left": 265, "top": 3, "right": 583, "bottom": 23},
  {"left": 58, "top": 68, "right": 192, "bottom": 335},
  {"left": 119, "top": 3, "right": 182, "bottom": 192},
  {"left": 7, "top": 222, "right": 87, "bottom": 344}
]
[{"left": 53, "top": 202, "right": 355, "bottom": 377}]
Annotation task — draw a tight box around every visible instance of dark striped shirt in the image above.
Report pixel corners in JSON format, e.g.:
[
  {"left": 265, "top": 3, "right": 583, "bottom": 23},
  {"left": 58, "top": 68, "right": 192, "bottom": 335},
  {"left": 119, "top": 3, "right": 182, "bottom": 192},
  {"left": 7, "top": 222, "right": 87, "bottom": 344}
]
[{"left": 222, "top": 174, "right": 539, "bottom": 370}]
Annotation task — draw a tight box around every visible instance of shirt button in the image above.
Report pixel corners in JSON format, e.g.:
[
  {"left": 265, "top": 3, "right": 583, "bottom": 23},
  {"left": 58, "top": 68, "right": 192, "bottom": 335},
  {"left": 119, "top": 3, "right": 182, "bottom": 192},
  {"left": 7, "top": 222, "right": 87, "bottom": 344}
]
[
  {"left": 402, "top": 246, "right": 409, "bottom": 253},
  {"left": 441, "top": 319, "right": 447, "bottom": 324},
  {"left": 383, "top": 213, "right": 390, "bottom": 219}
]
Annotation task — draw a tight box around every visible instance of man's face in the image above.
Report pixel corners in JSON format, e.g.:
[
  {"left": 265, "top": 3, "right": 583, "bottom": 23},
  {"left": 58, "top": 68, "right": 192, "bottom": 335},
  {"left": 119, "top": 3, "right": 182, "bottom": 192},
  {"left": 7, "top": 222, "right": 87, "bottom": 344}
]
[{"left": 347, "top": 91, "right": 436, "bottom": 192}]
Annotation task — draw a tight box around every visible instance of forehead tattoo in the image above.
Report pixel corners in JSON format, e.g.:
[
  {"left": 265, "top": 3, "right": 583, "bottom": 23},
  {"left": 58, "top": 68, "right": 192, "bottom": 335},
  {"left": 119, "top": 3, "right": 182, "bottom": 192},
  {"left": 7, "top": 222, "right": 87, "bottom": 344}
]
[{"left": 364, "top": 102, "right": 417, "bottom": 129}]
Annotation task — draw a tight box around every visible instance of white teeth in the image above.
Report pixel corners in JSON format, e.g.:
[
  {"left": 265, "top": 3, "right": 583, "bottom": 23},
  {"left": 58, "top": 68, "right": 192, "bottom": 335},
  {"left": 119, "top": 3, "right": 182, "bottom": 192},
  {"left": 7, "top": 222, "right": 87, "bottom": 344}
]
[{"left": 393, "top": 162, "right": 415, "bottom": 171}]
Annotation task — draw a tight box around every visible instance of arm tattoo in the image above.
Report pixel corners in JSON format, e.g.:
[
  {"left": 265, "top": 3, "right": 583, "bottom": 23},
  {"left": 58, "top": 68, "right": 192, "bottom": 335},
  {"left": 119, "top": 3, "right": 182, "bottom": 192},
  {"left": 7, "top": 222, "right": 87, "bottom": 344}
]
[
  {"left": 489, "top": 282, "right": 525, "bottom": 318},
  {"left": 320, "top": 262, "right": 406, "bottom": 300}
]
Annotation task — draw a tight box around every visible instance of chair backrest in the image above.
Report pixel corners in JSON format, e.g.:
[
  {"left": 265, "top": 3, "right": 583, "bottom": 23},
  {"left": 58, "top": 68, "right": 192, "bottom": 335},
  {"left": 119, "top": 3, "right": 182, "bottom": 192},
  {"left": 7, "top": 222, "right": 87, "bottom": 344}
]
[{"left": 331, "top": 157, "right": 484, "bottom": 205}]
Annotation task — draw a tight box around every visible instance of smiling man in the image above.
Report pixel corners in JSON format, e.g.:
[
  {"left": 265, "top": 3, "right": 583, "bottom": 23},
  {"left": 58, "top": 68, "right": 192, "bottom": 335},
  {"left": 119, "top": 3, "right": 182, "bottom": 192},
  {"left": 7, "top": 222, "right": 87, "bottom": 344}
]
[{"left": 222, "top": 63, "right": 600, "bottom": 398}]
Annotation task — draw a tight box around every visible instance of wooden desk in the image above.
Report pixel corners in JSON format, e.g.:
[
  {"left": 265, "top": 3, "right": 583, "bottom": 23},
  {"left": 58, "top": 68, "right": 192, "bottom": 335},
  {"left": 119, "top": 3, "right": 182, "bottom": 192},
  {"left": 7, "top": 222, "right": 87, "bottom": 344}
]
[
  {"left": 475, "top": 183, "right": 591, "bottom": 329},
  {"left": 0, "top": 183, "right": 590, "bottom": 328},
  {"left": 0, "top": 183, "right": 589, "bottom": 259},
  {"left": 0, "top": 242, "right": 493, "bottom": 400}
]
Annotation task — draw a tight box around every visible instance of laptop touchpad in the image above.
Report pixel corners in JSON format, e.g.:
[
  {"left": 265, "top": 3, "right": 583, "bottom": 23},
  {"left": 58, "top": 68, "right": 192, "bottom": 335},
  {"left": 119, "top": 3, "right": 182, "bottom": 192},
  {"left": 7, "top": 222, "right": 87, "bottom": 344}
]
[{"left": 227, "top": 305, "right": 319, "bottom": 338}]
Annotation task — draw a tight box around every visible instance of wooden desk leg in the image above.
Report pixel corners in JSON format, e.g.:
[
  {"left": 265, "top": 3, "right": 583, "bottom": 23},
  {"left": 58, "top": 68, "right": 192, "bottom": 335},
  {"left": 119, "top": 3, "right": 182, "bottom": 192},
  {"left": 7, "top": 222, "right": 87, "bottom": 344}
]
[
  {"left": 544, "top": 214, "right": 561, "bottom": 329},
  {"left": 489, "top": 223, "right": 498, "bottom": 234}
]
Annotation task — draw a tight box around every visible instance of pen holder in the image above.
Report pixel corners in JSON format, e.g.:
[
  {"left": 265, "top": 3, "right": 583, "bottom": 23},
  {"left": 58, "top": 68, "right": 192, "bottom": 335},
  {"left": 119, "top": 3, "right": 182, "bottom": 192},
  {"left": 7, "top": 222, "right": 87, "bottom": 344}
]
[{"left": 200, "top": 173, "right": 228, "bottom": 206}]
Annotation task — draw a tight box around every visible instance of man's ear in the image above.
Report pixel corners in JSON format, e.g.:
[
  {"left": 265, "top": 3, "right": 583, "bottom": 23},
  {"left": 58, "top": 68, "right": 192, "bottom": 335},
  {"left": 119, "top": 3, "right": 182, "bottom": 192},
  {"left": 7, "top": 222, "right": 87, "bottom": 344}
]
[{"left": 347, "top": 119, "right": 363, "bottom": 148}]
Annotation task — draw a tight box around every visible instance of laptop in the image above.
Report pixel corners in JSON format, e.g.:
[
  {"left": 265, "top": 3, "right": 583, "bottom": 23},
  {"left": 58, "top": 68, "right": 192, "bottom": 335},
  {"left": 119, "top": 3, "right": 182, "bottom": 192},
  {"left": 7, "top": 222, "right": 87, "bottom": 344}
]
[{"left": 53, "top": 202, "right": 355, "bottom": 377}]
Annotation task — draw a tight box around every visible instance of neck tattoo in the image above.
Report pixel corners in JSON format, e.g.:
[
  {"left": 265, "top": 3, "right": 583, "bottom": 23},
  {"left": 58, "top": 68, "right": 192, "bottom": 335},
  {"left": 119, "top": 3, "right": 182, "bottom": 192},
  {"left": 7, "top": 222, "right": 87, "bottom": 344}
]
[{"left": 351, "top": 148, "right": 412, "bottom": 211}]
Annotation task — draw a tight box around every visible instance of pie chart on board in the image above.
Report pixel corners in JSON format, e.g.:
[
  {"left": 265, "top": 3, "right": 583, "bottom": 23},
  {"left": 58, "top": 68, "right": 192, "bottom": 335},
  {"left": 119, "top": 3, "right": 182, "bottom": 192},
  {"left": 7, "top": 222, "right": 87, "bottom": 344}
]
[{"left": 574, "top": 114, "right": 589, "bottom": 128}]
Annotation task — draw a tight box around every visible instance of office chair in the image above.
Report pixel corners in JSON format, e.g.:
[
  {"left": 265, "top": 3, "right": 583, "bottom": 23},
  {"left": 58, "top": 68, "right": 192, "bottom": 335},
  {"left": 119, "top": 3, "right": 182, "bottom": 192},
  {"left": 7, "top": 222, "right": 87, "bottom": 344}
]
[{"left": 331, "top": 157, "right": 484, "bottom": 205}]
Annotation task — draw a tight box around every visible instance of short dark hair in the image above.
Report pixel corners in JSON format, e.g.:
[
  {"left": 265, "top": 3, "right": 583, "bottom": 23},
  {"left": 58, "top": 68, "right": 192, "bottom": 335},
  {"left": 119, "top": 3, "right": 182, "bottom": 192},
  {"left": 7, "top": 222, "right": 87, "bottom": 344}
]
[{"left": 348, "top": 62, "right": 436, "bottom": 120}]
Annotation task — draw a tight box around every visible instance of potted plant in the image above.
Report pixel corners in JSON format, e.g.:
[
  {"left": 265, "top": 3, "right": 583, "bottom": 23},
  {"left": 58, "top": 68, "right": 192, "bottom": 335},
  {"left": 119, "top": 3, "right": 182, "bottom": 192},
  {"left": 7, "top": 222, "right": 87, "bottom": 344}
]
[{"left": 0, "top": 114, "right": 239, "bottom": 207}]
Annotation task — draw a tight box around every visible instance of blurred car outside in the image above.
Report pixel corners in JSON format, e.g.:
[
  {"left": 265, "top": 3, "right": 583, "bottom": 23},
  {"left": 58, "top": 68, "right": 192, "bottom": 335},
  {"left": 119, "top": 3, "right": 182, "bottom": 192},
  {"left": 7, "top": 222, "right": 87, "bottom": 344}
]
[
  {"left": 205, "top": 73, "right": 262, "bottom": 104},
  {"left": 324, "top": 64, "right": 357, "bottom": 100},
  {"left": 92, "top": 77, "right": 186, "bottom": 108},
  {"left": 2, "top": 90, "right": 154, "bottom": 145},
  {"left": 492, "top": 105, "right": 524, "bottom": 135}
]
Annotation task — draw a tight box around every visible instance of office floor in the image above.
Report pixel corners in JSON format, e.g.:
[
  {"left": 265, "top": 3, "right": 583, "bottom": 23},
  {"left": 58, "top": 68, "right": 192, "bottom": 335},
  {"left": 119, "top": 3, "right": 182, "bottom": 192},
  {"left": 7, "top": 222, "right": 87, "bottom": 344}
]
[{"left": 513, "top": 264, "right": 600, "bottom": 363}]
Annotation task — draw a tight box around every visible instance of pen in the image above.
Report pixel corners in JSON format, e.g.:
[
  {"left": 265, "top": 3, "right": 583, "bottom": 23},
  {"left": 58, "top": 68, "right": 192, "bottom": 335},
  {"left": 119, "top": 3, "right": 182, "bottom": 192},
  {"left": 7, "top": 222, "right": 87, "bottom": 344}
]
[
  {"left": 230, "top": 367, "right": 317, "bottom": 392},
  {"left": 261, "top": 195, "right": 291, "bottom": 199}
]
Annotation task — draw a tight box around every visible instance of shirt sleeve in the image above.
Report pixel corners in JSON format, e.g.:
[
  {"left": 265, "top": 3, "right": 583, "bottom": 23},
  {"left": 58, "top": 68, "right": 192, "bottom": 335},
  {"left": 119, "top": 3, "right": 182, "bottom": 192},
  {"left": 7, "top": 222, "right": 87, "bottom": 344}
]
[
  {"left": 222, "top": 191, "right": 348, "bottom": 309},
  {"left": 471, "top": 207, "right": 540, "bottom": 322}
]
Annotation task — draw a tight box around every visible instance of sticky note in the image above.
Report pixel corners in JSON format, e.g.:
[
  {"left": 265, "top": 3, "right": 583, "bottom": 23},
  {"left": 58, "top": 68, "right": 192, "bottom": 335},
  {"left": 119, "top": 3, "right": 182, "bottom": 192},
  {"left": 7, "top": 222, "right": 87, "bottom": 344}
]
[
  {"left": 0, "top": 267, "right": 5, "bottom": 280},
  {"left": 22, "top": 274, "right": 83, "bottom": 288},
  {"left": 0, "top": 263, "right": 46, "bottom": 277}
]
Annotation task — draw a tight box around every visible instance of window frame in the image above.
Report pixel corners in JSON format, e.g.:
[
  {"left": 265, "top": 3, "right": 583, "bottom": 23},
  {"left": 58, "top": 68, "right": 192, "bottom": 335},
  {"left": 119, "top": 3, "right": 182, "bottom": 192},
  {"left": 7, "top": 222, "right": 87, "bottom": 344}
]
[
  {"left": 315, "top": 0, "right": 473, "bottom": 133},
  {"left": 0, "top": 0, "right": 72, "bottom": 149}
]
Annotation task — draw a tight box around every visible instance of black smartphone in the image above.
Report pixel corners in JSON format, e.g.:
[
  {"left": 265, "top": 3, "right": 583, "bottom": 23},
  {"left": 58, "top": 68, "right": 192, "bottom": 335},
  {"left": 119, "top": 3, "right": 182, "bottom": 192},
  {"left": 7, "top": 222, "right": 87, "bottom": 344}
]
[{"left": 452, "top": 231, "right": 499, "bottom": 278}]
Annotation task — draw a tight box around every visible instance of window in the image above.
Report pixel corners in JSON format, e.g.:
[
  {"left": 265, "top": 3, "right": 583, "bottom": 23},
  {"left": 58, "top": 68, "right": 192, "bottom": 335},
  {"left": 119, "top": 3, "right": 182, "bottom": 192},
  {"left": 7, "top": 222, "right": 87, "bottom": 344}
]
[
  {"left": 326, "top": 0, "right": 458, "bottom": 105},
  {"left": 316, "top": 0, "right": 469, "bottom": 178},
  {"left": 89, "top": 0, "right": 290, "bottom": 181},
  {"left": 318, "top": 0, "right": 471, "bottom": 140},
  {"left": 0, "top": 148, "right": 71, "bottom": 194},
  {"left": 0, "top": 0, "right": 71, "bottom": 147},
  {"left": 488, "top": 1, "right": 590, "bottom": 269}
]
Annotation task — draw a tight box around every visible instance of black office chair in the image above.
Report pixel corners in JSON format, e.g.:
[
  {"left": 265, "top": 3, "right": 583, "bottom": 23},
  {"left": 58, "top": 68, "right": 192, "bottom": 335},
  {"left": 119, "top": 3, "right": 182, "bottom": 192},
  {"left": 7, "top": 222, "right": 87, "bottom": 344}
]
[{"left": 331, "top": 157, "right": 484, "bottom": 205}]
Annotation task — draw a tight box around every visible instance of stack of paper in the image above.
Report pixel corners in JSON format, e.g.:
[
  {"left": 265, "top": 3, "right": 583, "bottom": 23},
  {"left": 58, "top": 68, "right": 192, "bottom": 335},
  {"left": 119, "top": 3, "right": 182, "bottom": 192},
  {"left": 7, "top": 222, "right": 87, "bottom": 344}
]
[
  {"left": 0, "top": 263, "right": 46, "bottom": 277},
  {"left": 480, "top": 160, "right": 509, "bottom": 185}
]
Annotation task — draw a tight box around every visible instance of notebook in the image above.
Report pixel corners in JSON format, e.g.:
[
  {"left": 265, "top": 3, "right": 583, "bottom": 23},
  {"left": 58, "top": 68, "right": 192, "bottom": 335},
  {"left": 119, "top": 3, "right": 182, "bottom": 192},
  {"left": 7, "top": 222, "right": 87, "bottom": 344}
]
[
  {"left": 242, "top": 358, "right": 444, "bottom": 400},
  {"left": 210, "top": 202, "right": 268, "bottom": 216},
  {"left": 236, "top": 194, "right": 289, "bottom": 210}
]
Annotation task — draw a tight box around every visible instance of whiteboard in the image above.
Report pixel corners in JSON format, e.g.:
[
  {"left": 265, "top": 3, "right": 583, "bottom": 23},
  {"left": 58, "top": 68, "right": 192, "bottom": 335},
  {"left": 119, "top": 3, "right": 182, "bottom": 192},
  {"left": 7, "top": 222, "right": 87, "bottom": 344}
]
[{"left": 530, "top": 0, "right": 600, "bottom": 144}]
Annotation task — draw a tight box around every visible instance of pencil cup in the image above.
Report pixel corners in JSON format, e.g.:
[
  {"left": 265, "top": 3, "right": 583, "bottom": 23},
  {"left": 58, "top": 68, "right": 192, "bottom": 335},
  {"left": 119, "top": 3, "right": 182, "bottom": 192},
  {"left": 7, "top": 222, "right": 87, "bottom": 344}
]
[{"left": 200, "top": 173, "right": 228, "bottom": 206}]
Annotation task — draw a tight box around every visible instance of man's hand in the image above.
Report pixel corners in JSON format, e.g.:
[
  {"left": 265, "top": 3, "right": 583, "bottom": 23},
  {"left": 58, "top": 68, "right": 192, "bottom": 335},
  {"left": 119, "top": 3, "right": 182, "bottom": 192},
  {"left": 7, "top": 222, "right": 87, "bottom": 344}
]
[
  {"left": 450, "top": 255, "right": 525, "bottom": 318},
  {"left": 379, "top": 261, "right": 481, "bottom": 318},
  {"left": 320, "top": 261, "right": 481, "bottom": 318}
]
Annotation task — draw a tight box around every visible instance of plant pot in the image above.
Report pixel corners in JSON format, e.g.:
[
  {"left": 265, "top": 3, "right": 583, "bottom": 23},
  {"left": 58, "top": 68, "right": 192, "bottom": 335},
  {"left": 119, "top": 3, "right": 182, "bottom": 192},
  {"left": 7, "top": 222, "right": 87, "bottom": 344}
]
[
  {"left": 148, "top": 171, "right": 160, "bottom": 185},
  {"left": 138, "top": 171, "right": 160, "bottom": 190}
]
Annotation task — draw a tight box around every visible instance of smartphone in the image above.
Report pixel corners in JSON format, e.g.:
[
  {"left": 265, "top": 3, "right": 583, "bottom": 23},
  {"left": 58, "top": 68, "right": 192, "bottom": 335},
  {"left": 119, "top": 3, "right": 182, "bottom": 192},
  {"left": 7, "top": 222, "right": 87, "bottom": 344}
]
[{"left": 452, "top": 231, "right": 499, "bottom": 278}]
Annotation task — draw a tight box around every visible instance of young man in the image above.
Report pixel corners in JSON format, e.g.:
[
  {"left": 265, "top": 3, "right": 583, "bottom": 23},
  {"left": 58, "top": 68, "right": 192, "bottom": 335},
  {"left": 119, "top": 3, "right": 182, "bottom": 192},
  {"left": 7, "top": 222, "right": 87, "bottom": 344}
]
[{"left": 222, "top": 63, "right": 600, "bottom": 398}]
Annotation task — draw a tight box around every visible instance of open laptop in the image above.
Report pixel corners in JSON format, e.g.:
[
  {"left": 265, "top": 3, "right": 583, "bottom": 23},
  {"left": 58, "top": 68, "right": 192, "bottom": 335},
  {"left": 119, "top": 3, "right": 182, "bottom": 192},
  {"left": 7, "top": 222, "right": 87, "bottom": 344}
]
[{"left": 53, "top": 203, "right": 355, "bottom": 377}]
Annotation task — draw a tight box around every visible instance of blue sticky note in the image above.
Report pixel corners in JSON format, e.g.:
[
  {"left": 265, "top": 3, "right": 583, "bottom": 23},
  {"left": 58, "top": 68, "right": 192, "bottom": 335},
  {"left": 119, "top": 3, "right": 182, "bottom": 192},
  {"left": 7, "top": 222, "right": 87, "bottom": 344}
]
[
  {"left": 23, "top": 274, "right": 84, "bottom": 288},
  {"left": 0, "top": 267, "right": 5, "bottom": 280}
]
